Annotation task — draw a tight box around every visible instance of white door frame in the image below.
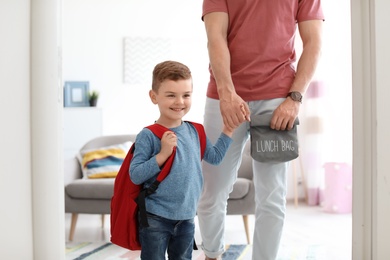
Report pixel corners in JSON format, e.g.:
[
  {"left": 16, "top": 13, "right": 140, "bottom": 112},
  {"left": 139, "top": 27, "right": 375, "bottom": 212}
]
[
  {"left": 350, "top": 0, "right": 373, "bottom": 258},
  {"left": 351, "top": 0, "right": 390, "bottom": 259}
]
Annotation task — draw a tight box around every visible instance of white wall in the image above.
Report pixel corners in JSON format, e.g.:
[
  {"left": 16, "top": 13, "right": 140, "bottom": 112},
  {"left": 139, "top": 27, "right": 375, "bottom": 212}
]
[
  {"left": 63, "top": 0, "right": 209, "bottom": 135},
  {"left": 0, "top": 1, "right": 34, "bottom": 258},
  {"left": 0, "top": 1, "right": 64, "bottom": 259},
  {"left": 318, "top": 0, "right": 353, "bottom": 164}
]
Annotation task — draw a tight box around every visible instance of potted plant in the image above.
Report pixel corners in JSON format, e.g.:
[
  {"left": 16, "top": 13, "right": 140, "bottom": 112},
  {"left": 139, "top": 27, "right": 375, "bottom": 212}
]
[{"left": 88, "top": 90, "right": 99, "bottom": 107}]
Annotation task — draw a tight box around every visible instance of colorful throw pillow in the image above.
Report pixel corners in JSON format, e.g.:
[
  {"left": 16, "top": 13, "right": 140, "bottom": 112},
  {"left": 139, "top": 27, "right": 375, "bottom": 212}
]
[{"left": 79, "top": 142, "right": 132, "bottom": 179}]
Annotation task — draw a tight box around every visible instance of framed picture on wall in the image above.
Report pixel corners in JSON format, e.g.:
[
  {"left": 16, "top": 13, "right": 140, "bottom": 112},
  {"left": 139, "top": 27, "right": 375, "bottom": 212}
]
[{"left": 64, "top": 81, "right": 90, "bottom": 107}]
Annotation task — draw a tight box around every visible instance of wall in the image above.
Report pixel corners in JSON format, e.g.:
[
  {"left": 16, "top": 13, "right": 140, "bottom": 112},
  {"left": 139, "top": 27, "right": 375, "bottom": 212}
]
[
  {"left": 0, "top": 1, "right": 34, "bottom": 258},
  {"left": 0, "top": 1, "right": 64, "bottom": 259},
  {"left": 63, "top": 0, "right": 209, "bottom": 135}
]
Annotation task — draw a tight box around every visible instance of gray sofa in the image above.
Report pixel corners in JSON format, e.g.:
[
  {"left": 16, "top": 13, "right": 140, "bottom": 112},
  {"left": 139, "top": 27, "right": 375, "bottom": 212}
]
[{"left": 64, "top": 135, "right": 255, "bottom": 243}]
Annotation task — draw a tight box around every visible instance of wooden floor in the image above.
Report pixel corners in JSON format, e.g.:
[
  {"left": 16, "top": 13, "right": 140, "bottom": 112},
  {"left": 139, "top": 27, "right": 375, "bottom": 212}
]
[{"left": 65, "top": 201, "right": 352, "bottom": 259}]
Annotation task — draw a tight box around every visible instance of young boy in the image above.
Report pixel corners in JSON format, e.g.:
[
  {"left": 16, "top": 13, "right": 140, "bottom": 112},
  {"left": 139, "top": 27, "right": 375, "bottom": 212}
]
[{"left": 129, "top": 60, "right": 235, "bottom": 259}]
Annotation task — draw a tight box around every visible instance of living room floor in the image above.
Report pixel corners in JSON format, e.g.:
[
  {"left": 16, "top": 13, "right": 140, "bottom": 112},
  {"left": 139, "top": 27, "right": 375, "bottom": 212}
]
[{"left": 65, "top": 201, "right": 352, "bottom": 259}]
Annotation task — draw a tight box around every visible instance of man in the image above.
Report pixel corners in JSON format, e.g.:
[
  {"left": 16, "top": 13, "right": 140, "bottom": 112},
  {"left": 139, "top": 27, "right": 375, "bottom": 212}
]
[{"left": 197, "top": 1, "right": 324, "bottom": 259}]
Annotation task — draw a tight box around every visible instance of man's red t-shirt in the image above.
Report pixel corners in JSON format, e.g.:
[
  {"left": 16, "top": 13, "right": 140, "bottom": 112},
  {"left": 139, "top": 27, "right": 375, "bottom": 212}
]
[{"left": 202, "top": 0, "right": 325, "bottom": 101}]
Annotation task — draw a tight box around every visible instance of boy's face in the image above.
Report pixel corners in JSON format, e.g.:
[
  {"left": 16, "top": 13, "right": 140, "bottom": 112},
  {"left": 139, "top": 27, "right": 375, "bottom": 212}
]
[{"left": 150, "top": 78, "right": 192, "bottom": 123}]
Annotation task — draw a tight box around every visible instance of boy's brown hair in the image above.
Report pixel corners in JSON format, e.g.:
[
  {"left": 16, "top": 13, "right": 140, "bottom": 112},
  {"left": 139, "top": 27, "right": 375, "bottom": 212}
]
[{"left": 152, "top": 60, "right": 192, "bottom": 92}]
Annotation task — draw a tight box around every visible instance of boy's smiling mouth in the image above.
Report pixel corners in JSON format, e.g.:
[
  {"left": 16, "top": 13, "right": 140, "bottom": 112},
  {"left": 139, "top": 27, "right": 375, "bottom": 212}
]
[{"left": 171, "top": 107, "right": 185, "bottom": 111}]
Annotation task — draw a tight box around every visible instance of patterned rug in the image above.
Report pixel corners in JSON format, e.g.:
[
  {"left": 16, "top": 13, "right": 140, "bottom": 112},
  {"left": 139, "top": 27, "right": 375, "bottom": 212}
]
[
  {"left": 66, "top": 242, "right": 327, "bottom": 260},
  {"left": 66, "top": 242, "right": 251, "bottom": 260}
]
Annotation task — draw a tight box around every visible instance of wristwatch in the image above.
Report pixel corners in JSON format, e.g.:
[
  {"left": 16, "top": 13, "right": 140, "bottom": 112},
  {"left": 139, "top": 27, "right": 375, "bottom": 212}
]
[{"left": 286, "top": 91, "right": 302, "bottom": 103}]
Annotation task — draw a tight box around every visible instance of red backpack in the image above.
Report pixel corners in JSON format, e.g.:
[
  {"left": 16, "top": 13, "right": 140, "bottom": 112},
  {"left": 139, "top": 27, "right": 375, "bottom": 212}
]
[{"left": 110, "top": 122, "right": 206, "bottom": 250}]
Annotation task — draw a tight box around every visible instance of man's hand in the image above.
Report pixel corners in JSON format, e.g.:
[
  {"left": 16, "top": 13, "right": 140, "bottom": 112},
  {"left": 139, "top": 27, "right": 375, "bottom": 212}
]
[
  {"left": 270, "top": 98, "right": 300, "bottom": 131},
  {"left": 220, "top": 93, "right": 250, "bottom": 129}
]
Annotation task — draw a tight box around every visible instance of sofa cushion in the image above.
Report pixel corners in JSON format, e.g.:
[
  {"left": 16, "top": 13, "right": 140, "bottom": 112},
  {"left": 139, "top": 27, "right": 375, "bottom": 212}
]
[
  {"left": 78, "top": 141, "right": 132, "bottom": 179},
  {"left": 229, "top": 178, "right": 251, "bottom": 199},
  {"left": 66, "top": 178, "right": 251, "bottom": 200},
  {"left": 66, "top": 179, "right": 115, "bottom": 199}
]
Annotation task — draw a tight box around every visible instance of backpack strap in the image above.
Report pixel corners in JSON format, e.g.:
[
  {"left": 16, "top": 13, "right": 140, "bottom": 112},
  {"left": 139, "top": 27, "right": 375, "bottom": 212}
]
[
  {"left": 137, "top": 124, "right": 176, "bottom": 227},
  {"left": 146, "top": 124, "right": 177, "bottom": 182},
  {"left": 186, "top": 121, "right": 207, "bottom": 159}
]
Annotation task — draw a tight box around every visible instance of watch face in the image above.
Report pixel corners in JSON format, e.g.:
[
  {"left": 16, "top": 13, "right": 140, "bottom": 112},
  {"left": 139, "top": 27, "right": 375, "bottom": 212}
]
[
  {"left": 292, "top": 92, "right": 300, "bottom": 100},
  {"left": 289, "top": 92, "right": 302, "bottom": 102}
]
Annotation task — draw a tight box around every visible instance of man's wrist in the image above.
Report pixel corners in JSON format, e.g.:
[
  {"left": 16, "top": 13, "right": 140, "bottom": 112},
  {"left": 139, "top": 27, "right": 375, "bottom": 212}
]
[
  {"left": 217, "top": 83, "right": 236, "bottom": 97},
  {"left": 286, "top": 91, "right": 303, "bottom": 103}
]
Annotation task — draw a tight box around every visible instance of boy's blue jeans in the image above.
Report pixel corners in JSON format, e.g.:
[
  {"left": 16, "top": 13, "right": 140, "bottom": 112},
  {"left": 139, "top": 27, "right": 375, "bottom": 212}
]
[{"left": 139, "top": 212, "right": 195, "bottom": 260}]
